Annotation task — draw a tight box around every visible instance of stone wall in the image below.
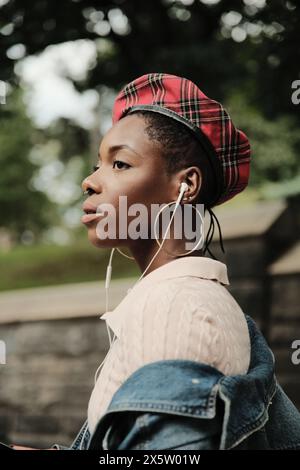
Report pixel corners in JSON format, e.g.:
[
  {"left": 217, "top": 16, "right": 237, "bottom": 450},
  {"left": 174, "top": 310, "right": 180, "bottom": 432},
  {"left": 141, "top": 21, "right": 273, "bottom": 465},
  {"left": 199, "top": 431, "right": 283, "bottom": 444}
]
[
  {"left": 268, "top": 243, "right": 300, "bottom": 407},
  {"left": 0, "top": 317, "right": 109, "bottom": 447}
]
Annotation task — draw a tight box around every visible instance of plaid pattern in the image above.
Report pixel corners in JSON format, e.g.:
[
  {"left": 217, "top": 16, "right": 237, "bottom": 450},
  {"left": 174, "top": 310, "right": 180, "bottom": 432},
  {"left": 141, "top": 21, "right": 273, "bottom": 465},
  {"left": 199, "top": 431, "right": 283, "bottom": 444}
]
[{"left": 112, "top": 73, "right": 251, "bottom": 206}]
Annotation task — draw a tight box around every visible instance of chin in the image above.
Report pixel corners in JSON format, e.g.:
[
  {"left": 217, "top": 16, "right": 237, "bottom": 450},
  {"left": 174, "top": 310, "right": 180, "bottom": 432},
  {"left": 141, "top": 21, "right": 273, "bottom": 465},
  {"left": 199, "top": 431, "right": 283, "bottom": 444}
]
[{"left": 86, "top": 226, "right": 117, "bottom": 249}]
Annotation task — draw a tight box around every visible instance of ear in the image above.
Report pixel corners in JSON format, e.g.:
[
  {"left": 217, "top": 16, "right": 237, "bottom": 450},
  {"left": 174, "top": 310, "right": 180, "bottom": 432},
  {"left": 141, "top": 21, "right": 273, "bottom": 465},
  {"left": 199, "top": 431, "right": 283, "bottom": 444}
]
[{"left": 174, "top": 167, "right": 202, "bottom": 203}]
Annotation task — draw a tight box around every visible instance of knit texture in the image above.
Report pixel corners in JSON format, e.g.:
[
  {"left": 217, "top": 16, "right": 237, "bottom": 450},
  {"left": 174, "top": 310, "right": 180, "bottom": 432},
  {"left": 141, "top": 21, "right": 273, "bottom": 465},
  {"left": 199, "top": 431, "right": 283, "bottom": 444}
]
[{"left": 87, "top": 259, "right": 250, "bottom": 435}]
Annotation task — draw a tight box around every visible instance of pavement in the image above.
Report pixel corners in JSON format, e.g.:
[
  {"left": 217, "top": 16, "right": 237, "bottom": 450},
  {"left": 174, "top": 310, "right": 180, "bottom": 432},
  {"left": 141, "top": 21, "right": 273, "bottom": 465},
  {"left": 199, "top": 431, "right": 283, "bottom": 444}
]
[{"left": 0, "top": 277, "right": 136, "bottom": 324}]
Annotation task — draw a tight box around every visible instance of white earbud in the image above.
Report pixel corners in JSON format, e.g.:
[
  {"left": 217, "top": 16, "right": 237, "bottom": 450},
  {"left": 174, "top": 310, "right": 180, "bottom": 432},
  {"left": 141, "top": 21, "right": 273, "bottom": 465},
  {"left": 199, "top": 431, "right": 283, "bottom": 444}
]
[
  {"left": 178, "top": 182, "right": 189, "bottom": 201},
  {"left": 180, "top": 182, "right": 189, "bottom": 195},
  {"left": 173, "top": 182, "right": 189, "bottom": 212}
]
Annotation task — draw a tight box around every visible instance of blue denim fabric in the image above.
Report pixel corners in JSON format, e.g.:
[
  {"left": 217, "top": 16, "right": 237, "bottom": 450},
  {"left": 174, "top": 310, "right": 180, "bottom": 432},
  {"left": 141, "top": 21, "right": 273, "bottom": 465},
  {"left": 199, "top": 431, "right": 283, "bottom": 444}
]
[{"left": 64, "top": 315, "right": 300, "bottom": 450}]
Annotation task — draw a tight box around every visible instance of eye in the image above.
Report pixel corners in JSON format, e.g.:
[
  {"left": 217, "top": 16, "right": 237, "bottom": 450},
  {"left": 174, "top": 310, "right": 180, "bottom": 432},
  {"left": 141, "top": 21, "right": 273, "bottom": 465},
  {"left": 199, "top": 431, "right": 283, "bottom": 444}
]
[
  {"left": 91, "top": 165, "right": 100, "bottom": 173},
  {"left": 113, "top": 160, "right": 131, "bottom": 170}
]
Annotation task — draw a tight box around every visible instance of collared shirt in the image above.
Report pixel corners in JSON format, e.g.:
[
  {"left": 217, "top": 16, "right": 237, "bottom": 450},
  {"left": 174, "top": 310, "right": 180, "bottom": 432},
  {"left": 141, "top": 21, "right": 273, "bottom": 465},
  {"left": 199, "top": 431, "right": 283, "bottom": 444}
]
[{"left": 87, "top": 256, "right": 251, "bottom": 435}]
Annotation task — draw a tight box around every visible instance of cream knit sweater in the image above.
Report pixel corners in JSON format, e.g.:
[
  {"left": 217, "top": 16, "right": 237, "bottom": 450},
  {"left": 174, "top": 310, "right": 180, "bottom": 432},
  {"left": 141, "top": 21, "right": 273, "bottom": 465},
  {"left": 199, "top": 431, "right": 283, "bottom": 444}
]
[{"left": 87, "top": 256, "right": 251, "bottom": 435}]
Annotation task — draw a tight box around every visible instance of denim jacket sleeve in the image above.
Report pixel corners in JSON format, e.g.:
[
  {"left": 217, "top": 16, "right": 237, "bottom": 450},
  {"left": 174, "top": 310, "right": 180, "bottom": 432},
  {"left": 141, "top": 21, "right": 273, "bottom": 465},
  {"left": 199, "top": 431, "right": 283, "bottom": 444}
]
[
  {"left": 87, "top": 316, "right": 300, "bottom": 450},
  {"left": 60, "top": 315, "right": 300, "bottom": 450},
  {"left": 86, "top": 359, "right": 224, "bottom": 450},
  {"left": 98, "top": 411, "right": 222, "bottom": 450}
]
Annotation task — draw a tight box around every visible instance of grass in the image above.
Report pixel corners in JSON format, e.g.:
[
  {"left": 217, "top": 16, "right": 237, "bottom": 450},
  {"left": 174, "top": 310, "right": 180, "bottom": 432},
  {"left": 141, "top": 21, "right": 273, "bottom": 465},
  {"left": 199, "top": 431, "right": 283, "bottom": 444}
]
[{"left": 0, "top": 234, "right": 140, "bottom": 291}]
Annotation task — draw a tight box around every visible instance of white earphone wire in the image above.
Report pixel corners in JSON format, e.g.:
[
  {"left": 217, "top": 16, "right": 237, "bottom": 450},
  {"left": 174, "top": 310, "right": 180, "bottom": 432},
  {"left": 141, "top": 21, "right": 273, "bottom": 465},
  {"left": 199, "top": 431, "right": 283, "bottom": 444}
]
[{"left": 93, "top": 183, "right": 188, "bottom": 385}]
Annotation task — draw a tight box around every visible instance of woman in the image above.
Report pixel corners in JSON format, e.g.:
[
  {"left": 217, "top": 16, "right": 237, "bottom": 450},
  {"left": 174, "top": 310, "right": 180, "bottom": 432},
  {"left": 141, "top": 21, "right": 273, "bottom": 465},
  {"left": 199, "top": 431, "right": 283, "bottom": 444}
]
[
  {"left": 12, "top": 73, "right": 300, "bottom": 450},
  {"left": 72, "top": 73, "right": 300, "bottom": 450}
]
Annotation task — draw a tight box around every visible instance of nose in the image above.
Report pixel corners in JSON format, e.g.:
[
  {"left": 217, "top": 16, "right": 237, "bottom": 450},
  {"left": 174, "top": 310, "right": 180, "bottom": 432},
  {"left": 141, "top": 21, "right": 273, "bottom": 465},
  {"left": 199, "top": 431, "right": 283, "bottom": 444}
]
[{"left": 82, "top": 175, "right": 99, "bottom": 196}]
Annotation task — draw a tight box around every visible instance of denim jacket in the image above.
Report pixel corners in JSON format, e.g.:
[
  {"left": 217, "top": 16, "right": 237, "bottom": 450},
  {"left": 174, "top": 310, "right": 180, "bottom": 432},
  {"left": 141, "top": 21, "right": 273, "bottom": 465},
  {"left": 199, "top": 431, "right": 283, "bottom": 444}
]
[{"left": 58, "top": 315, "right": 300, "bottom": 450}]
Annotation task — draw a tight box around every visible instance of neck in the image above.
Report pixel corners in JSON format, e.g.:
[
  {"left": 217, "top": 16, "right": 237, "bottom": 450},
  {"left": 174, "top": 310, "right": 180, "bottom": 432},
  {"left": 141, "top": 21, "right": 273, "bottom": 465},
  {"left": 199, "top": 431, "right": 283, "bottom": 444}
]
[{"left": 127, "top": 238, "right": 203, "bottom": 277}]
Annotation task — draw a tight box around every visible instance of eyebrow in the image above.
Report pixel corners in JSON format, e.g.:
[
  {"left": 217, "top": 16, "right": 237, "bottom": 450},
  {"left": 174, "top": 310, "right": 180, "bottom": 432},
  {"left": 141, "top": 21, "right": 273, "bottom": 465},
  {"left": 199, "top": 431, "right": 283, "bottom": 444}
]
[{"left": 98, "top": 144, "right": 142, "bottom": 159}]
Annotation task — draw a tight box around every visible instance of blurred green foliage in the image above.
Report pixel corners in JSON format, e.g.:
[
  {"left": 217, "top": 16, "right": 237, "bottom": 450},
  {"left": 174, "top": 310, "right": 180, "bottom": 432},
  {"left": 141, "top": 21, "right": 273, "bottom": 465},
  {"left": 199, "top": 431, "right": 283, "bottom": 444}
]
[
  {"left": 0, "top": 90, "right": 57, "bottom": 241},
  {"left": 225, "top": 92, "right": 300, "bottom": 197},
  {"left": 1, "top": 0, "right": 299, "bottom": 120},
  {"left": 0, "top": 0, "right": 299, "bottom": 289}
]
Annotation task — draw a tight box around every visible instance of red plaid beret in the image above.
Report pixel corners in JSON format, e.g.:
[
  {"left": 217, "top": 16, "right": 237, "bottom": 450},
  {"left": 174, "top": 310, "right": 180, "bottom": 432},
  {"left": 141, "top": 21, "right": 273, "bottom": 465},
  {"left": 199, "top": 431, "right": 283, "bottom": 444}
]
[{"left": 112, "top": 73, "right": 251, "bottom": 206}]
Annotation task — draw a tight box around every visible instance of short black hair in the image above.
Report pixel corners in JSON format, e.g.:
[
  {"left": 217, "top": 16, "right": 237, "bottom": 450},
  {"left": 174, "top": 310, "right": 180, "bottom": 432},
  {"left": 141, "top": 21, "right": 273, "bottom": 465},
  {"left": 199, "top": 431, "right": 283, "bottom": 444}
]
[{"left": 131, "top": 110, "right": 216, "bottom": 208}]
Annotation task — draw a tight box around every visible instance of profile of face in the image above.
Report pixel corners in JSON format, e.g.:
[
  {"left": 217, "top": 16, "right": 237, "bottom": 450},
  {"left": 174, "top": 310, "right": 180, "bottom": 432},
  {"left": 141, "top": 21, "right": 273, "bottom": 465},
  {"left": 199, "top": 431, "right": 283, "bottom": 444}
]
[{"left": 81, "top": 113, "right": 182, "bottom": 250}]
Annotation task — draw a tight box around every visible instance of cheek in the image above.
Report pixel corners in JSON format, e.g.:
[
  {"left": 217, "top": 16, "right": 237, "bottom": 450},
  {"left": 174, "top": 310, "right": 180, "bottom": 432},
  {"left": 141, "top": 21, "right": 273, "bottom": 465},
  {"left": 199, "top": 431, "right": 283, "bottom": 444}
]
[
  {"left": 126, "top": 166, "right": 165, "bottom": 205},
  {"left": 125, "top": 176, "right": 167, "bottom": 234},
  {"left": 88, "top": 163, "right": 168, "bottom": 240}
]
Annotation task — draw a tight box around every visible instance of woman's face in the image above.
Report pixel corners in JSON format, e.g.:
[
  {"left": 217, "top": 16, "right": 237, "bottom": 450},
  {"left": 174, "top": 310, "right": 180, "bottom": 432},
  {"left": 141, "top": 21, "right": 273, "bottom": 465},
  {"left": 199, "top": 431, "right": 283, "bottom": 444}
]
[{"left": 81, "top": 113, "right": 176, "bottom": 248}]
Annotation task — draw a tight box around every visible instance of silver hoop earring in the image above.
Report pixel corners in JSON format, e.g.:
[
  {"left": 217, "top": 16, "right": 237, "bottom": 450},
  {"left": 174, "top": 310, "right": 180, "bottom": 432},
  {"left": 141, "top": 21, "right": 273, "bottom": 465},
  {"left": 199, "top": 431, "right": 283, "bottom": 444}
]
[
  {"left": 153, "top": 201, "right": 204, "bottom": 257},
  {"left": 116, "top": 247, "right": 135, "bottom": 260}
]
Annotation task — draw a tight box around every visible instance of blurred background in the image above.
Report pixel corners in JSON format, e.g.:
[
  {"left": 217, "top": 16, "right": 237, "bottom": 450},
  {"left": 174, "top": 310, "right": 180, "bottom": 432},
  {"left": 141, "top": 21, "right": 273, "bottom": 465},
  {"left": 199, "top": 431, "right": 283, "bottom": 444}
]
[{"left": 0, "top": 0, "right": 299, "bottom": 448}]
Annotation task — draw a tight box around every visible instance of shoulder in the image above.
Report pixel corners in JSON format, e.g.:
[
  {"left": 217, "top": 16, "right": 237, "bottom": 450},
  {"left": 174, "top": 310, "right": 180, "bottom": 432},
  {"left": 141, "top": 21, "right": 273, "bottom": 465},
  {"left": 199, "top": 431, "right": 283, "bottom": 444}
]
[
  {"left": 126, "top": 275, "right": 239, "bottom": 328},
  {"left": 121, "top": 277, "right": 218, "bottom": 359},
  {"left": 122, "top": 276, "right": 250, "bottom": 375},
  {"left": 124, "top": 277, "right": 207, "bottom": 328}
]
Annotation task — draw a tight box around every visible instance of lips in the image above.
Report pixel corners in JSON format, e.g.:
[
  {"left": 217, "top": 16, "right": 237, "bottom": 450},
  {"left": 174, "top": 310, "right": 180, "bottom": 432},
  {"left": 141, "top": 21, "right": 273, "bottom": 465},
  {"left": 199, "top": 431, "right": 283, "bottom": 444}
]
[
  {"left": 82, "top": 201, "right": 104, "bottom": 225},
  {"left": 82, "top": 213, "right": 103, "bottom": 224},
  {"left": 83, "top": 202, "right": 98, "bottom": 214}
]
